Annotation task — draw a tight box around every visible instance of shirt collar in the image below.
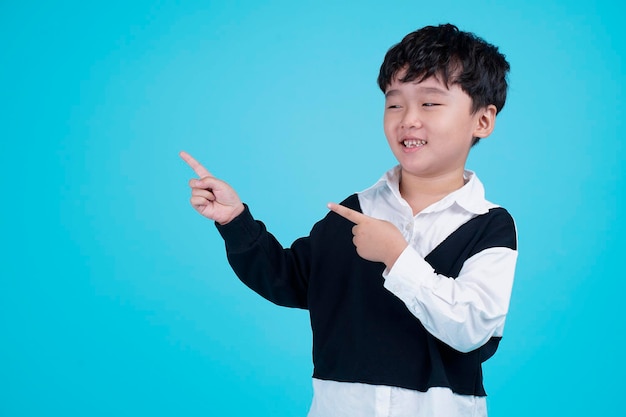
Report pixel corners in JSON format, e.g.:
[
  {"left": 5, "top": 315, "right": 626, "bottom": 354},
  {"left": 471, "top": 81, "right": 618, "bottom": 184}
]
[{"left": 363, "top": 165, "right": 490, "bottom": 215}]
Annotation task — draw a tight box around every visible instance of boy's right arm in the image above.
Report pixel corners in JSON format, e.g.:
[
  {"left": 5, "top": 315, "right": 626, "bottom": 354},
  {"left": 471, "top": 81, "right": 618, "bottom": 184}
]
[{"left": 180, "top": 151, "right": 309, "bottom": 308}]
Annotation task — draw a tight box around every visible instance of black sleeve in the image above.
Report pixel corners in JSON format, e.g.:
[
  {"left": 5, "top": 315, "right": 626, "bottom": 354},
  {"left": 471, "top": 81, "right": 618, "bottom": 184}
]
[{"left": 215, "top": 204, "right": 311, "bottom": 309}]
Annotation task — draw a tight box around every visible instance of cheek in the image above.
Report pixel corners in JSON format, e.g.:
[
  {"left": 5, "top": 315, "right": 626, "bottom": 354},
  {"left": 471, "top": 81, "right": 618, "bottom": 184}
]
[
  {"left": 384, "top": 126, "right": 397, "bottom": 149},
  {"left": 383, "top": 115, "right": 396, "bottom": 137}
]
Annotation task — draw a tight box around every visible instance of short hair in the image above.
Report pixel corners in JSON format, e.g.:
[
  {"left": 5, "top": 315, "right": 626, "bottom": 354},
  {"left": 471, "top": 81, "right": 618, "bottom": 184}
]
[{"left": 377, "top": 24, "right": 510, "bottom": 117}]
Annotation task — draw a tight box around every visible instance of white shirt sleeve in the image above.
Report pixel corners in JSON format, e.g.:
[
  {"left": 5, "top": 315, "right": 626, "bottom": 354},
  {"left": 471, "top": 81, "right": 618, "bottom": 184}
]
[{"left": 383, "top": 245, "right": 518, "bottom": 353}]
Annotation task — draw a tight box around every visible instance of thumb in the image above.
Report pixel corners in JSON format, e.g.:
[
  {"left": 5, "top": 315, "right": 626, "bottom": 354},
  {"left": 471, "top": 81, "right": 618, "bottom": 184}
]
[{"left": 192, "top": 176, "right": 223, "bottom": 190}]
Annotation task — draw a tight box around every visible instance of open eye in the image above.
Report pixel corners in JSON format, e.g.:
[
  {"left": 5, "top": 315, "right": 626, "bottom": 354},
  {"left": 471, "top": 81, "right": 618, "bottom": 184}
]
[{"left": 422, "top": 102, "right": 440, "bottom": 107}]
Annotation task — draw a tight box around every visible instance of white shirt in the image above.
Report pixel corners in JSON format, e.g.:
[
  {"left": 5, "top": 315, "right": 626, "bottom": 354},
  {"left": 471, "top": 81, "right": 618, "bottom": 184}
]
[{"left": 308, "top": 166, "right": 517, "bottom": 417}]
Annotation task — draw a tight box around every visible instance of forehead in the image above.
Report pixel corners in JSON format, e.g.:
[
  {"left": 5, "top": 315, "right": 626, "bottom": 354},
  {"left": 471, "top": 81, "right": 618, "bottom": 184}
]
[{"left": 385, "top": 75, "right": 453, "bottom": 97}]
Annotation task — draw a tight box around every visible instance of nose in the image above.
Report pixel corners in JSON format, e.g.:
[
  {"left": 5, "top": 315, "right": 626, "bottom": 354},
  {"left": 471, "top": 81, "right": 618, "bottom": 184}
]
[{"left": 400, "top": 106, "right": 422, "bottom": 129}]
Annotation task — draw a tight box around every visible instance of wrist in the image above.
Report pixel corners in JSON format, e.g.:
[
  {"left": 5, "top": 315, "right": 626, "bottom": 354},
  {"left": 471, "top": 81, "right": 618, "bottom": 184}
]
[
  {"left": 384, "top": 242, "right": 407, "bottom": 269},
  {"left": 217, "top": 203, "right": 245, "bottom": 225}
]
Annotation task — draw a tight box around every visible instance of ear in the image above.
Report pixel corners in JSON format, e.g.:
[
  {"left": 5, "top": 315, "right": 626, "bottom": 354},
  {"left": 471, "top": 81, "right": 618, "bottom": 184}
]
[{"left": 472, "top": 105, "right": 497, "bottom": 138}]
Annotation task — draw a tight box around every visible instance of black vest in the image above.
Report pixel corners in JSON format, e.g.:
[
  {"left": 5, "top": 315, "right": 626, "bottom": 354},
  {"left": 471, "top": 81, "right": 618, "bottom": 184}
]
[{"left": 217, "top": 194, "right": 517, "bottom": 396}]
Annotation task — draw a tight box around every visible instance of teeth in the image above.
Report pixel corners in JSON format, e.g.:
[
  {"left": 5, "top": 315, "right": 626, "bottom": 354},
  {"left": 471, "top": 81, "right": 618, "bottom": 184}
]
[{"left": 403, "top": 139, "right": 427, "bottom": 148}]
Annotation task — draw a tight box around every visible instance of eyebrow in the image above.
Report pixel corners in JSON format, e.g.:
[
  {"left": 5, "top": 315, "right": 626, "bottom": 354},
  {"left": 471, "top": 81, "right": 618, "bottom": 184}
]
[
  {"left": 384, "top": 90, "right": 401, "bottom": 98},
  {"left": 416, "top": 86, "right": 450, "bottom": 95},
  {"left": 385, "top": 86, "right": 450, "bottom": 98}
]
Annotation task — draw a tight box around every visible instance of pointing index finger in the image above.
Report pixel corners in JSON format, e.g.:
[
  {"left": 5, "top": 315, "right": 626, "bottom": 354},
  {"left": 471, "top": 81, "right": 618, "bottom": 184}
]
[
  {"left": 327, "top": 202, "right": 369, "bottom": 225},
  {"left": 180, "top": 151, "right": 212, "bottom": 178}
]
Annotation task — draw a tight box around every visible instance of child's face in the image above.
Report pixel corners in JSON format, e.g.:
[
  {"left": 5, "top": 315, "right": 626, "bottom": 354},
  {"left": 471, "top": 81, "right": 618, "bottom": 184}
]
[{"left": 383, "top": 70, "right": 491, "bottom": 182}]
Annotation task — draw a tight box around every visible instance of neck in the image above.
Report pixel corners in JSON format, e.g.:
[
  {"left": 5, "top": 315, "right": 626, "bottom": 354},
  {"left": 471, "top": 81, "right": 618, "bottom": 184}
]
[{"left": 399, "top": 168, "right": 466, "bottom": 215}]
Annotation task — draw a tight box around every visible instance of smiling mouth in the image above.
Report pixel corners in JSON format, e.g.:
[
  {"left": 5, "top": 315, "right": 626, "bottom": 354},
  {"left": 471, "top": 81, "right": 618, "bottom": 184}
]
[{"left": 402, "top": 139, "right": 427, "bottom": 148}]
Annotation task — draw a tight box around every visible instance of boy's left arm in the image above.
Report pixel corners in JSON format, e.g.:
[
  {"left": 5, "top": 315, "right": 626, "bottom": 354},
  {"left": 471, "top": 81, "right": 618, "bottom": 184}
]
[{"left": 328, "top": 203, "right": 517, "bottom": 354}]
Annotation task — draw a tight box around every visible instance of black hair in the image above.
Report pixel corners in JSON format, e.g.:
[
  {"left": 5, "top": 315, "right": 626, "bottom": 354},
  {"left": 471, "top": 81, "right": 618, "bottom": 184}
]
[{"left": 377, "top": 24, "right": 510, "bottom": 144}]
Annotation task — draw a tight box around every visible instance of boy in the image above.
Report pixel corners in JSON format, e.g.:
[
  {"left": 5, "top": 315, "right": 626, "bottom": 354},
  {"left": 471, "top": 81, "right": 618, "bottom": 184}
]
[{"left": 181, "top": 23, "right": 517, "bottom": 417}]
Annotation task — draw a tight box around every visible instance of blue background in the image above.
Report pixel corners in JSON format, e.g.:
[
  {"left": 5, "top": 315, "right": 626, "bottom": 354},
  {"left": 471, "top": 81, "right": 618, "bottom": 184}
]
[{"left": 1, "top": 1, "right": 624, "bottom": 415}]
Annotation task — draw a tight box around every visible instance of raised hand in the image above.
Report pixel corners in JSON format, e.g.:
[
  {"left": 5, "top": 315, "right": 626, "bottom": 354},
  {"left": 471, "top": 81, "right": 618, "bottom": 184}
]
[
  {"left": 327, "top": 203, "right": 408, "bottom": 268},
  {"left": 180, "top": 151, "right": 244, "bottom": 225}
]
